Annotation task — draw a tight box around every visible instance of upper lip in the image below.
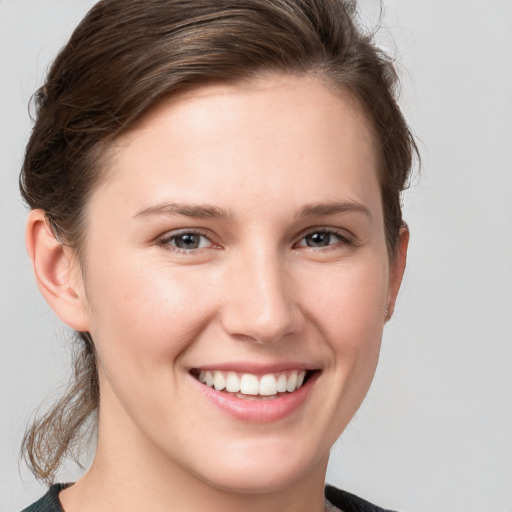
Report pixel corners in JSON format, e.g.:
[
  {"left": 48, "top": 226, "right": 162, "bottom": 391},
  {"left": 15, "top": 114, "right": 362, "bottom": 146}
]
[{"left": 189, "top": 361, "right": 319, "bottom": 375}]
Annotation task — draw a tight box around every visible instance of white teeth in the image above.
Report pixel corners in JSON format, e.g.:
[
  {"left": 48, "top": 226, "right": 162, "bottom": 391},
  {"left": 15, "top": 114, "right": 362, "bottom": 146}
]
[
  {"left": 213, "top": 370, "right": 226, "bottom": 391},
  {"left": 297, "top": 370, "right": 306, "bottom": 388},
  {"left": 276, "top": 373, "right": 287, "bottom": 393},
  {"left": 286, "top": 370, "right": 297, "bottom": 392},
  {"left": 197, "top": 369, "right": 309, "bottom": 396},
  {"left": 259, "top": 374, "right": 277, "bottom": 396},
  {"left": 225, "top": 371, "right": 240, "bottom": 392},
  {"left": 240, "top": 374, "right": 259, "bottom": 395}
]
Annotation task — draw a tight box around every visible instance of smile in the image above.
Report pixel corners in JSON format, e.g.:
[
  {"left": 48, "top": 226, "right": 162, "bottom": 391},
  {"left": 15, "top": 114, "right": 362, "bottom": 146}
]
[
  {"left": 195, "top": 369, "right": 308, "bottom": 397},
  {"left": 191, "top": 367, "right": 319, "bottom": 421}
]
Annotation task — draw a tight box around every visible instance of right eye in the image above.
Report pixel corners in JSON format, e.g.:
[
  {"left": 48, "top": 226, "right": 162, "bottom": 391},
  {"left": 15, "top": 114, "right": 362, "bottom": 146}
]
[{"left": 158, "top": 231, "right": 214, "bottom": 252}]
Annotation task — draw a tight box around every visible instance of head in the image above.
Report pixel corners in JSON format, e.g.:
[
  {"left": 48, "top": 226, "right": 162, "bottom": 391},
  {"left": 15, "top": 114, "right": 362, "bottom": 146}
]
[{"left": 21, "top": 0, "right": 417, "bottom": 488}]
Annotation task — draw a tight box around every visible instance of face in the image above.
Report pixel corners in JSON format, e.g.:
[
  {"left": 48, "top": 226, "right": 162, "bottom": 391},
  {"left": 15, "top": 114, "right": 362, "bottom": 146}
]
[{"left": 75, "top": 75, "right": 406, "bottom": 494}]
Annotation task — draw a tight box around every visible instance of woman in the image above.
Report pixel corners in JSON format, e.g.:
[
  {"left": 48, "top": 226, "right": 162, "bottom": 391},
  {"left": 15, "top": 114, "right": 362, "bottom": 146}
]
[{"left": 19, "top": 0, "right": 417, "bottom": 510}]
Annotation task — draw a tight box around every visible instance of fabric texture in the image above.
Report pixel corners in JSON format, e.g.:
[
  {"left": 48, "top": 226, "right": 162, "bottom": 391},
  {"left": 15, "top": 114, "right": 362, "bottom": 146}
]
[
  {"left": 21, "top": 483, "right": 71, "bottom": 512},
  {"left": 21, "top": 483, "right": 397, "bottom": 511},
  {"left": 325, "top": 485, "right": 397, "bottom": 512}
]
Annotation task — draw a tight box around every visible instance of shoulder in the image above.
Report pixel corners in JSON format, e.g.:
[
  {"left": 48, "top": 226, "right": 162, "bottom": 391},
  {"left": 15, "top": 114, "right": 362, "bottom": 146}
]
[
  {"left": 325, "top": 484, "right": 398, "bottom": 512},
  {"left": 21, "top": 484, "right": 70, "bottom": 512}
]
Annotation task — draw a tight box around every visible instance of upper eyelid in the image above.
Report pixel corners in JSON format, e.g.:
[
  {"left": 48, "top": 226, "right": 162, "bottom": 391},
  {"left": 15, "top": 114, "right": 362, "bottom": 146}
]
[
  {"left": 301, "top": 226, "right": 345, "bottom": 235},
  {"left": 157, "top": 228, "right": 216, "bottom": 247},
  {"left": 158, "top": 227, "right": 212, "bottom": 240},
  {"left": 297, "top": 226, "right": 352, "bottom": 240}
]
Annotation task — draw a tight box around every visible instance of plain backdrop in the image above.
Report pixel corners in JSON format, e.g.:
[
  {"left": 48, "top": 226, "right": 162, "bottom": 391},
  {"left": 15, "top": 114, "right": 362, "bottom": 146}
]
[{"left": 1, "top": 1, "right": 511, "bottom": 511}]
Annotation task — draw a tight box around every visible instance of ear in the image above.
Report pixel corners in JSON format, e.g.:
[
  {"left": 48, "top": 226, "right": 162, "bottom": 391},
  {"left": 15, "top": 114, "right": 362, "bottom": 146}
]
[
  {"left": 25, "top": 209, "right": 90, "bottom": 332},
  {"left": 386, "top": 224, "right": 409, "bottom": 321}
]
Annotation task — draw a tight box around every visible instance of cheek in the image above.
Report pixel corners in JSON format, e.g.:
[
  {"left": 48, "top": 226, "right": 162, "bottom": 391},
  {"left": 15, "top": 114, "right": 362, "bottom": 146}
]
[
  {"left": 83, "top": 254, "right": 216, "bottom": 369},
  {"left": 300, "top": 255, "right": 388, "bottom": 361}
]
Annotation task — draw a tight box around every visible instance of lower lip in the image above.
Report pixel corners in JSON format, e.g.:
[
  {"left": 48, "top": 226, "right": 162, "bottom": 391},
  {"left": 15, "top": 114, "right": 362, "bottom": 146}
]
[{"left": 194, "top": 372, "right": 319, "bottom": 423}]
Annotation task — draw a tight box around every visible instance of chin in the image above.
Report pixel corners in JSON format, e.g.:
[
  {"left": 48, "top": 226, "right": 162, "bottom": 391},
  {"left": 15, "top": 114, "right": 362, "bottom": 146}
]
[
  {"left": 201, "top": 464, "right": 314, "bottom": 496},
  {"left": 186, "top": 438, "right": 328, "bottom": 496}
]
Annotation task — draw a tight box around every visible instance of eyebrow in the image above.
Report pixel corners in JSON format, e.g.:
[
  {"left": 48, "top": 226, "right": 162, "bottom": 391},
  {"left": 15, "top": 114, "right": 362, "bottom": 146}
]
[
  {"left": 134, "top": 202, "right": 229, "bottom": 220},
  {"left": 297, "top": 201, "right": 372, "bottom": 220},
  {"left": 134, "top": 200, "right": 371, "bottom": 221}
]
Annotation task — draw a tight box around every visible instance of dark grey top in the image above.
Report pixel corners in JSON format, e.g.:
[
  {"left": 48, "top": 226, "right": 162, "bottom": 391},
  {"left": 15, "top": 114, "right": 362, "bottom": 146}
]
[{"left": 22, "top": 483, "right": 397, "bottom": 512}]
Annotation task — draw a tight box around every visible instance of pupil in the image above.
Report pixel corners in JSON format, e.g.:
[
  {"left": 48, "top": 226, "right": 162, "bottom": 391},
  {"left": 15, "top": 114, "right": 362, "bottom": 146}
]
[
  {"left": 176, "top": 234, "right": 199, "bottom": 249},
  {"left": 307, "top": 232, "right": 330, "bottom": 247}
]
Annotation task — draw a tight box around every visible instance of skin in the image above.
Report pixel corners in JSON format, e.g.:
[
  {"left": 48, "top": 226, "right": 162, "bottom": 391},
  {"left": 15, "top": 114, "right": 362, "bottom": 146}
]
[{"left": 27, "top": 74, "right": 408, "bottom": 512}]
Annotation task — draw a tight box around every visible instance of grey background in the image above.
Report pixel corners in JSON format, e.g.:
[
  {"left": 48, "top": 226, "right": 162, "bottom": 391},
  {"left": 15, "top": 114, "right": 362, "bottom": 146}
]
[{"left": 1, "top": 1, "right": 511, "bottom": 511}]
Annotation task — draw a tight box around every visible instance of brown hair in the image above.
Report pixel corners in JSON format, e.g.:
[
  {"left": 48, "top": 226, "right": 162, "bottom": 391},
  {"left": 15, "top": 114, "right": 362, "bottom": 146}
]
[{"left": 20, "top": 0, "right": 418, "bottom": 483}]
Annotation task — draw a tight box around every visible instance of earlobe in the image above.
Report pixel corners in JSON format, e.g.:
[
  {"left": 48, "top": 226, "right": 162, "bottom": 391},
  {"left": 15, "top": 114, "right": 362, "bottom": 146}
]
[
  {"left": 386, "top": 224, "right": 410, "bottom": 321},
  {"left": 26, "top": 209, "right": 90, "bottom": 332}
]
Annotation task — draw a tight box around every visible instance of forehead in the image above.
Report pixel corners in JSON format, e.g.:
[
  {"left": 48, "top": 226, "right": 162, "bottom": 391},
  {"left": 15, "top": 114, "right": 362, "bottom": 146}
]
[
  {"left": 126, "top": 74, "right": 376, "bottom": 151},
  {"left": 97, "top": 74, "right": 381, "bottom": 220}
]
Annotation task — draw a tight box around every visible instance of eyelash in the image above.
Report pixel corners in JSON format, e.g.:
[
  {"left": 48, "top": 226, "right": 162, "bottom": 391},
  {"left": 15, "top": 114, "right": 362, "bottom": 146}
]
[
  {"left": 156, "top": 227, "right": 352, "bottom": 254},
  {"left": 157, "top": 229, "right": 216, "bottom": 254},
  {"left": 294, "top": 228, "right": 352, "bottom": 250}
]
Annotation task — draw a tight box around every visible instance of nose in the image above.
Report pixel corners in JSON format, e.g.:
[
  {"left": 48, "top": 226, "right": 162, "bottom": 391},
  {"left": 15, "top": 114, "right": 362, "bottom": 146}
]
[{"left": 219, "top": 248, "right": 304, "bottom": 344}]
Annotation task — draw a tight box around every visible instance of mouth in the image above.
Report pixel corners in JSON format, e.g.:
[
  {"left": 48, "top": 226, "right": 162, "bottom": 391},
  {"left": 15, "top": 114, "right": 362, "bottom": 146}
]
[{"left": 190, "top": 368, "right": 316, "bottom": 400}]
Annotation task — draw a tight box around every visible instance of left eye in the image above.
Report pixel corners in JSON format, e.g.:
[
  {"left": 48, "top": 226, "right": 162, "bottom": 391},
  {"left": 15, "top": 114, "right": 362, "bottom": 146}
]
[
  {"left": 296, "top": 230, "right": 346, "bottom": 248},
  {"left": 161, "top": 232, "right": 212, "bottom": 251}
]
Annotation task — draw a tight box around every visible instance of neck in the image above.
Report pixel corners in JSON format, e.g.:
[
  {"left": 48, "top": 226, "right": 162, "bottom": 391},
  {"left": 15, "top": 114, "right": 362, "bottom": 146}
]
[{"left": 61, "top": 450, "right": 329, "bottom": 512}]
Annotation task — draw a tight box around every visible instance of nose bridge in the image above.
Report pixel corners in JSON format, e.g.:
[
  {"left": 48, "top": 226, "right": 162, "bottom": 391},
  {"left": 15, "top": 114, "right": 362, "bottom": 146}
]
[{"left": 221, "top": 244, "right": 301, "bottom": 343}]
